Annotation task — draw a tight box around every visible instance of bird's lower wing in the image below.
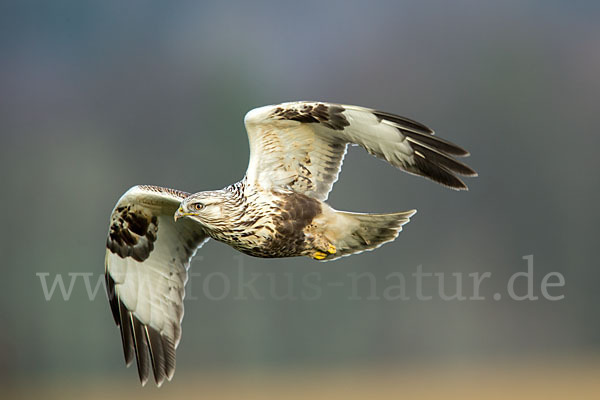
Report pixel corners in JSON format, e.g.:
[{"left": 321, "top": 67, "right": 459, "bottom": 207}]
[
  {"left": 105, "top": 185, "right": 208, "bottom": 386},
  {"left": 243, "top": 102, "right": 476, "bottom": 199}
]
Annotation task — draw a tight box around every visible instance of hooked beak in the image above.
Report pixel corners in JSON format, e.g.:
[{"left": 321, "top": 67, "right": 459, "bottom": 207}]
[{"left": 174, "top": 206, "right": 196, "bottom": 222}]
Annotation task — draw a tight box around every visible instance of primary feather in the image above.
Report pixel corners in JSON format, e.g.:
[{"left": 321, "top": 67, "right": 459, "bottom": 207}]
[{"left": 104, "top": 101, "right": 476, "bottom": 385}]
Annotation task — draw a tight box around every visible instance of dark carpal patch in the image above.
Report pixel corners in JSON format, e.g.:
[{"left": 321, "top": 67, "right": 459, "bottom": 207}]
[
  {"left": 272, "top": 103, "right": 350, "bottom": 131},
  {"left": 106, "top": 206, "right": 159, "bottom": 262}
]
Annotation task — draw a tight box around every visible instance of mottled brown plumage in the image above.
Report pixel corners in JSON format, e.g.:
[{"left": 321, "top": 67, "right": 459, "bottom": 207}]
[{"left": 104, "top": 101, "right": 476, "bottom": 386}]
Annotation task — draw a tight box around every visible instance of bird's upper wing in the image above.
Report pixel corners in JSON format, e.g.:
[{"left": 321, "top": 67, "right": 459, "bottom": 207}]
[
  {"left": 244, "top": 101, "right": 476, "bottom": 200},
  {"left": 104, "top": 185, "right": 209, "bottom": 386}
]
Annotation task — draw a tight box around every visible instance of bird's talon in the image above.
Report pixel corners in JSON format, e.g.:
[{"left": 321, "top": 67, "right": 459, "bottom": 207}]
[
  {"left": 327, "top": 244, "right": 336, "bottom": 254},
  {"left": 312, "top": 251, "right": 327, "bottom": 260}
]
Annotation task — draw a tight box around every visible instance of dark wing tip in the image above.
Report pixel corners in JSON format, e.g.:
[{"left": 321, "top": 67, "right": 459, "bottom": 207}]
[
  {"left": 163, "top": 331, "right": 177, "bottom": 380},
  {"left": 131, "top": 314, "right": 151, "bottom": 386},
  {"left": 372, "top": 110, "right": 433, "bottom": 135},
  {"left": 373, "top": 110, "right": 472, "bottom": 157},
  {"left": 403, "top": 128, "right": 471, "bottom": 158},
  {"left": 146, "top": 325, "right": 168, "bottom": 386},
  {"left": 409, "top": 153, "right": 469, "bottom": 191},
  {"left": 410, "top": 141, "right": 477, "bottom": 177},
  {"left": 105, "top": 272, "right": 120, "bottom": 326},
  {"left": 371, "top": 110, "right": 476, "bottom": 188},
  {"left": 117, "top": 301, "right": 135, "bottom": 367},
  {"left": 113, "top": 289, "right": 175, "bottom": 386}
]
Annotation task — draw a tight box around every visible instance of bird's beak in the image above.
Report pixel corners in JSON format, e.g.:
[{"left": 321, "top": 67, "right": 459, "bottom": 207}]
[{"left": 174, "top": 207, "right": 195, "bottom": 222}]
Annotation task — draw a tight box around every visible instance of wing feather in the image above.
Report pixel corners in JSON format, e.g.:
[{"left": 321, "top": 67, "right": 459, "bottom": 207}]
[
  {"left": 244, "top": 101, "right": 476, "bottom": 198},
  {"left": 105, "top": 185, "right": 208, "bottom": 386}
]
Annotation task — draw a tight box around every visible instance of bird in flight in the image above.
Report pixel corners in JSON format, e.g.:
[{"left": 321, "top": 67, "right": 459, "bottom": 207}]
[{"left": 104, "top": 101, "right": 476, "bottom": 386}]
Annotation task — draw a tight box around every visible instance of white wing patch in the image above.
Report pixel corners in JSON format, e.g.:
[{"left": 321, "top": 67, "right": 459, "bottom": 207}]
[
  {"left": 105, "top": 101, "right": 476, "bottom": 387},
  {"left": 105, "top": 185, "right": 208, "bottom": 386}
]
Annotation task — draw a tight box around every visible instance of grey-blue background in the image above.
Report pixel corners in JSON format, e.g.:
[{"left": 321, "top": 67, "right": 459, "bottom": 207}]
[{"left": 1, "top": 1, "right": 599, "bottom": 397}]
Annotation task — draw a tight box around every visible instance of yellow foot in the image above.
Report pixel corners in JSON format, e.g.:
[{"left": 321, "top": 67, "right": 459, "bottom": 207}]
[
  {"left": 327, "top": 244, "right": 337, "bottom": 254},
  {"left": 312, "top": 251, "right": 327, "bottom": 260}
]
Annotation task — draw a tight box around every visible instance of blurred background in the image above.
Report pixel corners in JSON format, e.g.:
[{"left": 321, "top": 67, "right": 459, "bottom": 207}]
[{"left": 1, "top": 1, "right": 599, "bottom": 398}]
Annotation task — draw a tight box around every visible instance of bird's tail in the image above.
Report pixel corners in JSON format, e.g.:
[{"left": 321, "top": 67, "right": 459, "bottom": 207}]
[{"left": 322, "top": 209, "right": 416, "bottom": 261}]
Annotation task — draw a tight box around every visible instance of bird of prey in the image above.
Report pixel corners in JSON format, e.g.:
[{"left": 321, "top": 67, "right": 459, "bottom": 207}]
[{"left": 104, "top": 101, "right": 476, "bottom": 386}]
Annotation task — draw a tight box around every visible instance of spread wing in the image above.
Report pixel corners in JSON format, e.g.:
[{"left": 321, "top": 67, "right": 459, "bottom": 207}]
[
  {"left": 104, "top": 185, "right": 209, "bottom": 386},
  {"left": 243, "top": 101, "right": 476, "bottom": 200}
]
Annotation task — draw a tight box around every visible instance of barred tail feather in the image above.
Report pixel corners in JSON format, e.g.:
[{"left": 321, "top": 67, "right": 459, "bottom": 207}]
[{"left": 325, "top": 210, "right": 416, "bottom": 260}]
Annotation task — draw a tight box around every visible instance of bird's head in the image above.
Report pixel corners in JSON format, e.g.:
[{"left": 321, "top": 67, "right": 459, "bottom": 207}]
[{"left": 174, "top": 190, "right": 235, "bottom": 230}]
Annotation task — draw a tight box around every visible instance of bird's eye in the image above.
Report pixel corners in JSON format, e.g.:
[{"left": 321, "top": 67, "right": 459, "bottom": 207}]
[{"left": 193, "top": 203, "right": 204, "bottom": 211}]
